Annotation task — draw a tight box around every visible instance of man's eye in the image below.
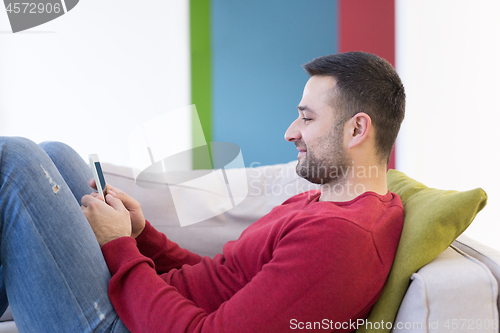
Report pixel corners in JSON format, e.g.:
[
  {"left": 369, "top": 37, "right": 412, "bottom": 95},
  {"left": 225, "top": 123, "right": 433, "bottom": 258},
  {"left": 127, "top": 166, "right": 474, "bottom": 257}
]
[{"left": 302, "top": 118, "right": 312, "bottom": 123}]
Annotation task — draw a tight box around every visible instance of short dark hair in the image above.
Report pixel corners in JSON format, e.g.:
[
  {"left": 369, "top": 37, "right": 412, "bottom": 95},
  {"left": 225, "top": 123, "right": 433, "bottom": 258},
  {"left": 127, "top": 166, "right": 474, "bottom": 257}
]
[{"left": 303, "top": 51, "right": 405, "bottom": 163}]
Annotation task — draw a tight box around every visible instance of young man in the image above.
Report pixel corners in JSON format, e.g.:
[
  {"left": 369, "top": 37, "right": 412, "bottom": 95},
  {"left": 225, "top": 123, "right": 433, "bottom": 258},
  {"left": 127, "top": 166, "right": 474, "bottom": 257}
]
[{"left": 0, "top": 51, "right": 404, "bottom": 332}]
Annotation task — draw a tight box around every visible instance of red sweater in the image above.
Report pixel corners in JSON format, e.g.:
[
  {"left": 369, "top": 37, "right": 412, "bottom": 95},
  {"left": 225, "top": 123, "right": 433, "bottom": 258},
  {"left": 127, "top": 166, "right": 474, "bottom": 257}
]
[{"left": 102, "top": 190, "right": 404, "bottom": 333}]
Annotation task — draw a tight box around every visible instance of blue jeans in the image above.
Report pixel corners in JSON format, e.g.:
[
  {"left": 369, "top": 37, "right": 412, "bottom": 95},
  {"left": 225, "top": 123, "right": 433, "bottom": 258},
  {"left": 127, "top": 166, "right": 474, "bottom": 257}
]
[{"left": 0, "top": 137, "right": 130, "bottom": 333}]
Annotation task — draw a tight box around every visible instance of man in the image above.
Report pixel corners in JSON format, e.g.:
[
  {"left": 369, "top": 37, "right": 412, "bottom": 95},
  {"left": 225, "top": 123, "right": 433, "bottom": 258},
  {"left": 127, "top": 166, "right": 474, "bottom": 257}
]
[{"left": 0, "top": 51, "right": 404, "bottom": 332}]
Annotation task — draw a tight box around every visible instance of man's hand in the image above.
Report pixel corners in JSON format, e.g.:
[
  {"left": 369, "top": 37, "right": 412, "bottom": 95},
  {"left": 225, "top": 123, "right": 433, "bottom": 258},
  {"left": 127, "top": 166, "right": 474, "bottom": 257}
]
[
  {"left": 89, "top": 179, "right": 146, "bottom": 238},
  {"left": 81, "top": 193, "right": 131, "bottom": 246}
]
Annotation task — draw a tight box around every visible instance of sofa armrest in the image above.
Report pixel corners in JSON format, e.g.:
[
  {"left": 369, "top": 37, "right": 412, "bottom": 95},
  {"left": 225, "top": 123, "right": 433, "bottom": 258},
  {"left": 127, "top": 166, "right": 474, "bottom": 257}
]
[{"left": 393, "top": 246, "right": 498, "bottom": 332}]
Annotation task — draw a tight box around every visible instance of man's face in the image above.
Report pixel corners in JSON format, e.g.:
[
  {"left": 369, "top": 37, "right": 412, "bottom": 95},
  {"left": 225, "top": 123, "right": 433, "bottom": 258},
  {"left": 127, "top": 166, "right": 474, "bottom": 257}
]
[{"left": 284, "top": 76, "right": 351, "bottom": 185}]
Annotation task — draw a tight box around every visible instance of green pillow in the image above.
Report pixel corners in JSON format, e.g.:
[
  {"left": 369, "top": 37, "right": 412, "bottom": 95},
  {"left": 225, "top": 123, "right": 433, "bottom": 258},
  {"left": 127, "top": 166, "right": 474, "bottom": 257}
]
[{"left": 356, "top": 170, "right": 487, "bottom": 333}]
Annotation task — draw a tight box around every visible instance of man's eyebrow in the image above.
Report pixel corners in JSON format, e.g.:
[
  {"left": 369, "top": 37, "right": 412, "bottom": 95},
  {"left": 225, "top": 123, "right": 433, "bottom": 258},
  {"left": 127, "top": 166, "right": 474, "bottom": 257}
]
[{"left": 297, "top": 105, "right": 316, "bottom": 113}]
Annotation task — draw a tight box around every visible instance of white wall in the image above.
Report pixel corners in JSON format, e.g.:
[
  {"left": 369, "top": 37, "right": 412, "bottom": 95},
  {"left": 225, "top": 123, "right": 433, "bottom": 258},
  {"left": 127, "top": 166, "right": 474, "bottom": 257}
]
[
  {"left": 396, "top": 0, "right": 500, "bottom": 250},
  {"left": 0, "top": 0, "right": 191, "bottom": 167}
]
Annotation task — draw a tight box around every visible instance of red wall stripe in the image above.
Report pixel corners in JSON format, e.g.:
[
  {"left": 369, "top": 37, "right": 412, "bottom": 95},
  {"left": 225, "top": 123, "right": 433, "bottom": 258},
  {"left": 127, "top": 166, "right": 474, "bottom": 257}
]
[{"left": 338, "top": 0, "right": 397, "bottom": 169}]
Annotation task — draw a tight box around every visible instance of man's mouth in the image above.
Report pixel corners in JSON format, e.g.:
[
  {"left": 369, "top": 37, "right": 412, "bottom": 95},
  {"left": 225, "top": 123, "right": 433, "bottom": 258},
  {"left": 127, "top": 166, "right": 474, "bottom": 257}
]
[
  {"left": 295, "top": 142, "right": 307, "bottom": 158},
  {"left": 296, "top": 147, "right": 307, "bottom": 158}
]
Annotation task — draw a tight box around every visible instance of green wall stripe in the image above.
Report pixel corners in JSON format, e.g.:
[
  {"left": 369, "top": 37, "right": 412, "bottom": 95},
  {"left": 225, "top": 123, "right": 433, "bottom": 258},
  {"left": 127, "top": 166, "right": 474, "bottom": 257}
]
[{"left": 190, "top": 0, "right": 212, "bottom": 169}]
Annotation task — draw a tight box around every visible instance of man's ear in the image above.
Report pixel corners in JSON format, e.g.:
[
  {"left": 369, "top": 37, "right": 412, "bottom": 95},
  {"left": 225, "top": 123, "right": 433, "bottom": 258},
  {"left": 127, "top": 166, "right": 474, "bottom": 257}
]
[{"left": 346, "top": 112, "right": 372, "bottom": 149}]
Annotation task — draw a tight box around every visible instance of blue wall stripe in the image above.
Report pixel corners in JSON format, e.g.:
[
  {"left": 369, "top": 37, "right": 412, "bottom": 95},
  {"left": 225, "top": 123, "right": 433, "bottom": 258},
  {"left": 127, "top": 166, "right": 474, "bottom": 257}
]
[{"left": 211, "top": 0, "right": 338, "bottom": 167}]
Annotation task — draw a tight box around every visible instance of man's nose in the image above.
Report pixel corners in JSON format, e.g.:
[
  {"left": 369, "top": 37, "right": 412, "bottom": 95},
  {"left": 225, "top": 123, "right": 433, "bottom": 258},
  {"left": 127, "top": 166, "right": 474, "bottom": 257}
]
[{"left": 284, "top": 118, "right": 301, "bottom": 142}]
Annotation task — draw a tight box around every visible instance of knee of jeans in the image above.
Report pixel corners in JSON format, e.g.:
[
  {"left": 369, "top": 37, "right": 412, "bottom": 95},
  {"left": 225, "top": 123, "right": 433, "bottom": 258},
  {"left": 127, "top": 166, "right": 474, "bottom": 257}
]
[
  {"left": 0, "top": 138, "right": 64, "bottom": 194},
  {"left": 0, "top": 137, "right": 40, "bottom": 157},
  {"left": 39, "top": 141, "right": 67, "bottom": 152},
  {"left": 0, "top": 137, "right": 46, "bottom": 169},
  {"left": 0, "top": 137, "right": 46, "bottom": 176},
  {"left": 39, "top": 141, "right": 76, "bottom": 159}
]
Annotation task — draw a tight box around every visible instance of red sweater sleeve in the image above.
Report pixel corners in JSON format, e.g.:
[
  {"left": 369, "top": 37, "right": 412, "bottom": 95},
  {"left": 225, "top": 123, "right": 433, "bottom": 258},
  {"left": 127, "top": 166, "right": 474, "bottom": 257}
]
[
  {"left": 133, "top": 220, "right": 202, "bottom": 273},
  {"left": 101, "top": 217, "right": 393, "bottom": 333}
]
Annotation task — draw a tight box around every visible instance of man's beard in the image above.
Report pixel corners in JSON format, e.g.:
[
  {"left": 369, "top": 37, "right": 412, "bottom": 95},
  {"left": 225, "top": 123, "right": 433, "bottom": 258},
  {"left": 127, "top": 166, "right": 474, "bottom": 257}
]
[{"left": 295, "top": 126, "right": 351, "bottom": 185}]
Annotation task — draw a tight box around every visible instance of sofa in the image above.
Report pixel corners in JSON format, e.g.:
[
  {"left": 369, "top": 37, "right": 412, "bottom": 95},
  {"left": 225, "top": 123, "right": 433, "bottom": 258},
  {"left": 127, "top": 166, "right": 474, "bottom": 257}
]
[{"left": 0, "top": 161, "right": 497, "bottom": 332}]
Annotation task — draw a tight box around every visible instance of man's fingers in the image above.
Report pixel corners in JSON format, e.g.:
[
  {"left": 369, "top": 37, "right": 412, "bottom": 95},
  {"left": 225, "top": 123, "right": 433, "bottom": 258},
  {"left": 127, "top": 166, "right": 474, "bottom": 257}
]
[
  {"left": 106, "top": 183, "right": 117, "bottom": 192},
  {"left": 86, "top": 180, "right": 138, "bottom": 215},
  {"left": 106, "top": 185, "right": 124, "bottom": 198},
  {"left": 81, "top": 194, "right": 97, "bottom": 207},
  {"left": 89, "top": 179, "right": 121, "bottom": 197},
  {"left": 105, "top": 194, "right": 127, "bottom": 212},
  {"left": 90, "top": 192, "right": 104, "bottom": 201},
  {"left": 81, "top": 194, "right": 108, "bottom": 208},
  {"left": 106, "top": 187, "right": 132, "bottom": 207}
]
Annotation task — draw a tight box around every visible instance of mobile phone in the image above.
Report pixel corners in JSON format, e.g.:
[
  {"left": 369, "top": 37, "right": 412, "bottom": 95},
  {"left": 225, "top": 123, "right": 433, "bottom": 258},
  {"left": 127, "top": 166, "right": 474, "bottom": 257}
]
[{"left": 89, "top": 154, "right": 107, "bottom": 203}]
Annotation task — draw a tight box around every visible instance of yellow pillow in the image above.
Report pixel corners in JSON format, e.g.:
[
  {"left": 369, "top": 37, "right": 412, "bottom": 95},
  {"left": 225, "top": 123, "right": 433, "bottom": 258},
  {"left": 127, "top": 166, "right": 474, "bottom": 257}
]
[{"left": 356, "top": 170, "right": 488, "bottom": 333}]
